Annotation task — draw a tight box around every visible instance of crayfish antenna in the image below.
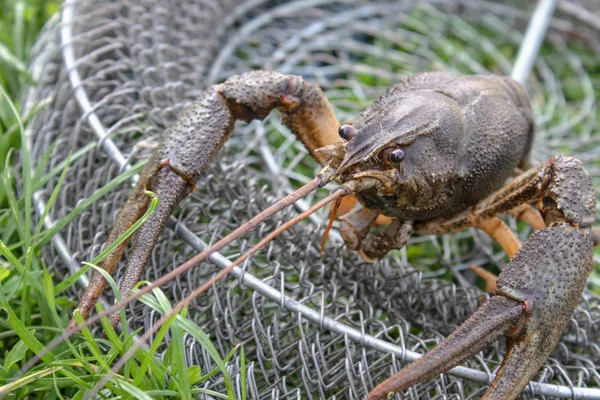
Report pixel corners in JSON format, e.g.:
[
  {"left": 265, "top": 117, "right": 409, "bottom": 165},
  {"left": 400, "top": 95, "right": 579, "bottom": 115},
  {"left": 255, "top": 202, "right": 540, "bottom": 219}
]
[
  {"left": 320, "top": 196, "right": 343, "bottom": 256},
  {"left": 87, "top": 182, "right": 357, "bottom": 397},
  {"left": 17, "top": 166, "right": 337, "bottom": 380}
]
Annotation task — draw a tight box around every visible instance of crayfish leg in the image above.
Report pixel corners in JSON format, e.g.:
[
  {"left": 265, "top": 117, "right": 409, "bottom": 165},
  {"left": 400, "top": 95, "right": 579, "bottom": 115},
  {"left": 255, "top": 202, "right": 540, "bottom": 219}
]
[{"left": 472, "top": 217, "right": 521, "bottom": 258}]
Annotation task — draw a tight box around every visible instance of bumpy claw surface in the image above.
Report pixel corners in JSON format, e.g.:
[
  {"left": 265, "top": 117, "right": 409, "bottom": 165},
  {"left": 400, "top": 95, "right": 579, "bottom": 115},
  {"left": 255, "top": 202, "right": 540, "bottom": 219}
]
[{"left": 368, "top": 156, "right": 596, "bottom": 400}]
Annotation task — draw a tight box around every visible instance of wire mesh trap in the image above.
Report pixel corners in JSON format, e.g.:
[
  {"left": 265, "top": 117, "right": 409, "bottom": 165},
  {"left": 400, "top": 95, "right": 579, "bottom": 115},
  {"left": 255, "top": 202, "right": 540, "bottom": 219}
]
[{"left": 24, "top": 0, "right": 600, "bottom": 398}]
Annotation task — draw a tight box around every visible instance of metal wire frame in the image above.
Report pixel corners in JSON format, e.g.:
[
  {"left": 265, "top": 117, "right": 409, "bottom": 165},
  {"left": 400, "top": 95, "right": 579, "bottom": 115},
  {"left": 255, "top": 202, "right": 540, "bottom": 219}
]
[{"left": 24, "top": 0, "right": 600, "bottom": 398}]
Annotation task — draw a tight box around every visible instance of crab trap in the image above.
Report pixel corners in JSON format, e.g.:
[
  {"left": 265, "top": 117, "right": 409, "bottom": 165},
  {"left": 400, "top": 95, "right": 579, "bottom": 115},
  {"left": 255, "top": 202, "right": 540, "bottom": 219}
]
[{"left": 24, "top": 0, "right": 600, "bottom": 398}]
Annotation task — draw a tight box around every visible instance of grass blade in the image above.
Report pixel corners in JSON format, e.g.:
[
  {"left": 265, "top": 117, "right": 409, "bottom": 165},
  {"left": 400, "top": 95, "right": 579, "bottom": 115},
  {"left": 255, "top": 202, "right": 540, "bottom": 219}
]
[
  {"left": 170, "top": 317, "right": 191, "bottom": 400},
  {"left": 0, "top": 42, "right": 33, "bottom": 85},
  {"left": 241, "top": 345, "right": 246, "bottom": 400},
  {"left": 131, "top": 308, "right": 174, "bottom": 387},
  {"left": 0, "top": 85, "right": 31, "bottom": 247},
  {"left": 37, "top": 160, "right": 146, "bottom": 248},
  {"left": 114, "top": 379, "right": 155, "bottom": 400},
  {"left": 34, "top": 152, "right": 71, "bottom": 239},
  {"left": 35, "top": 142, "right": 95, "bottom": 191},
  {"left": 0, "top": 366, "right": 63, "bottom": 395},
  {"left": 0, "top": 287, "right": 53, "bottom": 363},
  {"left": 0, "top": 239, "right": 24, "bottom": 274},
  {"left": 176, "top": 316, "right": 234, "bottom": 398},
  {"left": 3, "top": 149, "right": 26, "bottom": 244}
]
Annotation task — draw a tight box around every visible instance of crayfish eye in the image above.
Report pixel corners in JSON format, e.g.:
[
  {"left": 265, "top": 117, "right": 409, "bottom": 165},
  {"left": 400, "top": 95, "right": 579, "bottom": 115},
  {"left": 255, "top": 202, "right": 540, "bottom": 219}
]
[
  {"left": 390, "top": 149, "right": 405, "bottom": 163},
  {"left": 382, "top": 148, "right": 405, "bottom": 165},
  {"left": 338, "top": 124, "right": 356, "bottom": 141}
]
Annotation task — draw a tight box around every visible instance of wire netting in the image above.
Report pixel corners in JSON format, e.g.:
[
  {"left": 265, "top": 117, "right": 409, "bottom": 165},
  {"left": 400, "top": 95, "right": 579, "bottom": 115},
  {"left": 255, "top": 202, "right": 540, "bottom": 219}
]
[{"left": 25, "top": 0, "right": 600, "bottom": 398}]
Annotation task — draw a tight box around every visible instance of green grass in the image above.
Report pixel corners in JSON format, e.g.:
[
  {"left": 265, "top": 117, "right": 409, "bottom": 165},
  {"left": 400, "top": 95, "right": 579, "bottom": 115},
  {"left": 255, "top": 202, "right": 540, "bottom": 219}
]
[
  {"left": 0, "top": 76, "right": 245, "bottom": 400},
  {"left": 0, "top": 0, "right": 59, "bottom": 192},
  {"left": 0, "top": 67, "right": 245, "bottom": 400},
  {"left": 0, "top": 1, "right": 246, "bottom": 398}
]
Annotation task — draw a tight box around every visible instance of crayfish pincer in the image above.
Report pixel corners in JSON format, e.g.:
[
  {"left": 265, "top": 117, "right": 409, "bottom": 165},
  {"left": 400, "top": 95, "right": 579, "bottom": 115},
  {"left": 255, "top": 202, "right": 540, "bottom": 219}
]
[{"left": 66, "top": 70, "right": 595, "bottom": 399}]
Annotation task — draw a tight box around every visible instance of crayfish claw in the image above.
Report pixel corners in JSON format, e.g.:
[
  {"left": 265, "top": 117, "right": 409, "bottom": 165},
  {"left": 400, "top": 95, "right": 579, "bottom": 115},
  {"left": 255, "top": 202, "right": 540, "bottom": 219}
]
[
  {"left": 368, "top": 222, "right": 594, "bottom": 400},
  {"left": 367, "top": 296, "right": 523, "bottom": 400},
  {"left": 105, "top": 165, "right": 193, "bottom": 327}
]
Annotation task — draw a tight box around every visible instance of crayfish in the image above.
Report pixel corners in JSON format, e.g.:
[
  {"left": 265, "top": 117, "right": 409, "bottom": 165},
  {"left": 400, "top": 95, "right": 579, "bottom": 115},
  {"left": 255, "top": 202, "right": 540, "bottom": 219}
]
[{"left": 64, "top": 70, "right": 596, "bottom": 399}]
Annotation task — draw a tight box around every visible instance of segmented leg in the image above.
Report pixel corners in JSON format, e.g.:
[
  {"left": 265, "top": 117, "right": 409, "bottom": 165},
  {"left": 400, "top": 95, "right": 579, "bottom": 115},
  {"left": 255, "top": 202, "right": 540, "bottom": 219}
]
[
  {"left": 470, "top": 265, "right": 499, "bottom": 293},
  {"left": 71, "top": 71, "right": 341, "bottom": 328},
  {"left": 469, "top": 216, "right": 522, "bottom": 293},
  {"left": 464, "top": 202, "right": 542, "bottom": 292},
  {"left": 361, "top": 219, "right": 413, "bottom": 262},
  {"left": 473, "top": 217, "right": 521, "bottom": 258},
  {"left": 415, "top": 156, "right": 594, "bottom": 235},
  {"left": 368, "top": 156, "right": 596, "bottom": 400},
  {"left": 510, "top": 203, "right": 545, "bottom": 230},
  {"left": 339, "top": 207, "right": 378, "bottom": 250}
]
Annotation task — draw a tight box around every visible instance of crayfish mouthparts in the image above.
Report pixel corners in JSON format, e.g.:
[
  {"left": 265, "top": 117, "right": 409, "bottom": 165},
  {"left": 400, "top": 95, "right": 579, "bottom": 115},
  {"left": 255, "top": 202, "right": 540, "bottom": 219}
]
[
  {"left": 342, "top": 177, "right": 381, "bottom": 193},
  {"left": 314, "top": 141, "right": 346, "bottom": 161}
]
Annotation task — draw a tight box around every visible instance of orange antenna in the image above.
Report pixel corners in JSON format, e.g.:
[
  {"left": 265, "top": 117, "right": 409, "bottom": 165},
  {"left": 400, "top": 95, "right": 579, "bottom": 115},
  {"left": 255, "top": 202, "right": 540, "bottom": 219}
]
[{"left": 320, "top": 196, "right": 343, "bottom": 257}]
